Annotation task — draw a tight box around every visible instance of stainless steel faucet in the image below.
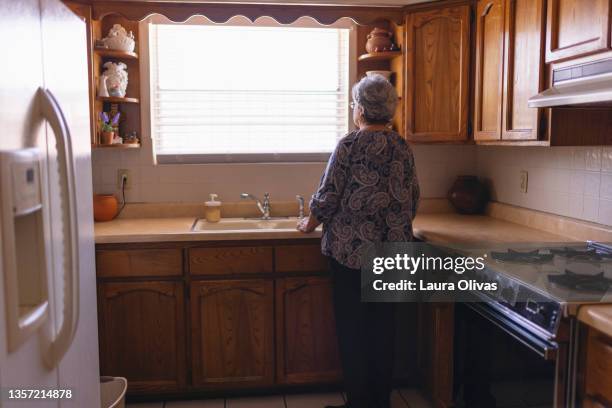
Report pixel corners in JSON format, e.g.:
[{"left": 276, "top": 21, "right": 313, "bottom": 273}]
[
  {"left": 240, "top": 192, "right": 271, "bottom": 220},
  {"left": 296, "top": 195, "right": 305, "bottom": 218}
]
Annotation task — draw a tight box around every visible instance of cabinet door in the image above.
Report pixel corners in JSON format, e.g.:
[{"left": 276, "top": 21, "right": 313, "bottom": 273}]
[
  {"left": 405, "top": 5, "right": 470, "bottom": 142},
  {"left": 474, "top": 0, "right": 505, "bottom": 141},
  {"left": 502, "top": 0, "right": 546, "bottom": 140},
  {"left": 276, "top": 277, "right": 342, "bottom": 384},
  {"left": 418, "top": 302, "right": 454, "bottom": 408},
  {"left": 546, "top": 0, "right": 611, "bottom": 63},
  {"left": 191, "top": 280, "right": 274, "bottom": 389},
  {"left": 98, "top": 281, "right": 186, "bottom": 394}
]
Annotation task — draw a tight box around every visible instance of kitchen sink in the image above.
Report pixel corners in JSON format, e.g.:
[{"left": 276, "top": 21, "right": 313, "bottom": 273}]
[{"left": 191, "top": 217, "right": 321, "bottom": 232}]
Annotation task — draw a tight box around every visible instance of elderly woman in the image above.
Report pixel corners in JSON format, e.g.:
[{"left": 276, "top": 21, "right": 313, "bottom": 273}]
[{"left": 298, "top": 75, "right": 420, "bottom": 408}]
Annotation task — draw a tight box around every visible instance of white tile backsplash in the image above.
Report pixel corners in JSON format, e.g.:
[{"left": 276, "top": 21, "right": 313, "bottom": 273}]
[
  {"left": 91, "top": 140, "right": 611, "bottom": 227},
  {"left": 478, "top": 146, "right": 612, "bottom": 227},
  {"left": 91, "top": 143, "right": 478, "bottom": 204}
]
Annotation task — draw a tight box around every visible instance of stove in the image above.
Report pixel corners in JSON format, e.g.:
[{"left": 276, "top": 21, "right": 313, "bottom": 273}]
[
  {"left": 465, "top": 241, "right": 612, "bottom": 340},
  {"left": 456, "top": 241, "right": 612, "bottom": 407}
]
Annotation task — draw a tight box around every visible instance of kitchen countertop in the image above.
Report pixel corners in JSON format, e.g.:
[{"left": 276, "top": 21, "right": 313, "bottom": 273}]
[
  {"left": 95, "top": 212, "right": 571, "bottom": 245},
  {"left": 94, "top": 217, "right": 323, "bottom": 244},
  {"left": 578, "top": 305, "right": 612, "bottom": 338},
  {"left": 412, "top": 213, "right": 570, "bottom": 244}
]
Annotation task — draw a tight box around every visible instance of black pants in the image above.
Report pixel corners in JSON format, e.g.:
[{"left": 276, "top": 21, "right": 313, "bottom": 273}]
[{"left": 329, "top": 257, "right": 396, "bottom": 408}]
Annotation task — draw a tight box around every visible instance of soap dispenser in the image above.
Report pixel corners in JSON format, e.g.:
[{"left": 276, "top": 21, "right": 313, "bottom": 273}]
[{"left": 205, "top": 194, "right": 222, "bottom": 223}]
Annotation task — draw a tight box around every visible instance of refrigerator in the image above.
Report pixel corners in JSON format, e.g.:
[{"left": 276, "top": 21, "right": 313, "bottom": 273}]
[{"left": 0, "top": 0, "right": 101, "bottom": 407}]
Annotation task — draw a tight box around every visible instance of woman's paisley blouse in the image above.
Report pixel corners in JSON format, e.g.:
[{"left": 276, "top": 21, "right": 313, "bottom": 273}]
[{"left": 309, "top": 129, "right": 420, "bottom": 269}]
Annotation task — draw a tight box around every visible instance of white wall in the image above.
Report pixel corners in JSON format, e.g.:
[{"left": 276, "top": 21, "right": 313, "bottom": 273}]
[
  {"left": 477, "top": 146, "right": 612, "bottom": 226},
  {"left": 91, "top": 144, "right": 478, "bottom": 203}
]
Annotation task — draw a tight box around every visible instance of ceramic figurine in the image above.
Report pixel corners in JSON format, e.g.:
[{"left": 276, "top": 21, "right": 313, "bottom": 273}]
[
  {"left": 102, "top": 24, "right": 135, "bottom": 52},
  {"left": 98, "top": 74, "right": 109, "bottom": 97},
  {"left": 102, "top": 62, "right": 128, "bottom": 98}
]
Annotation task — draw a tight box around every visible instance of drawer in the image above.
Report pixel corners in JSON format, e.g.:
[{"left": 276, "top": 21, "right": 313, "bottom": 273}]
[
  {"left": 96, "top": 249, "right": 183, "bottom": 278},
  {"left": 275, "top": 244, "right": 327, "bottom": 273},
  {"left": 585, "top": 329, "right": 612, "bottom": 404},
  {"left": 189, "top": 246, "right": 273, "bottom": 276}
]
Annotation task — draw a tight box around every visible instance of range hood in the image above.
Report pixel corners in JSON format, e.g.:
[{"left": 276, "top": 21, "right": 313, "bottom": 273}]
[{"left": 528, "top": 58, "right": 612, "bottom": 108}]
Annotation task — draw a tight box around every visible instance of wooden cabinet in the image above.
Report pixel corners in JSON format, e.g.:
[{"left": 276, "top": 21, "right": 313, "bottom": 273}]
[
  {"left": 475, "top": 0, "right": 546, "bottom": 142},
  {"left": 418, "top": 303, "right": 454, "bottom": 408},
  {"left": 546, "top": 0, "right": 612, "bottom": 63},
  {"left": 502, "top": 0, "right": 546, "bottom": 141},
  {"left": 96, "top": 248, "right": 182, "bottom": 277},
  {"left": 97, "top": 281, "right": 186, "bottom": 393},
  {"left": 404, "top": 5, "right": 471, "bottom": 142},
  {"left": 190, "top": 279, "right": 275, "bottom": 389},
  {"left": 276, "top": 277, "right": 342, "bottom": 384},
  {"left": 275, "top": 244, "right": 328, "bottom": 273},
  {"left": 474, "top": 0, "right": 505, "bottom": 141},
  {"left": 581, "top": 327, "right": 612, "bottom": 406},
  {"left": 189, "top": 246, "right": 273, "bottom": 276}
]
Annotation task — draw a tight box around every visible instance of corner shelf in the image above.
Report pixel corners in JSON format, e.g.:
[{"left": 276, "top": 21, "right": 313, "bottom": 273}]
[
  {"left": 97, "top": 96, "right": 139, "bottom": 104},
  {"left": 92, "top": 143, "right": 141, "bottom": 149},
  {"left": 94, "top": 47, "right": 138, "bottom": 60},
  {"left": 358, "top": 51, "right": 402, "bottom": 62}
]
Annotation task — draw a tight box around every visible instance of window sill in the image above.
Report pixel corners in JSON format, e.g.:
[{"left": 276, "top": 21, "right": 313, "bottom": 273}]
[{"left": 155, "top": 153, "right": 331, "bottom": 164}]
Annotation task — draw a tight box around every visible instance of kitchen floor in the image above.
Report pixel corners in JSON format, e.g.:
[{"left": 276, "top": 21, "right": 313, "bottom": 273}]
[{"left": 126, "top": 389, "right": 432, "bottom": 408}]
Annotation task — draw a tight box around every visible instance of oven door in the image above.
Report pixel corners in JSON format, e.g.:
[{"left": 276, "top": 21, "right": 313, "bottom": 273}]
[{"left": 467, "top": 302, "right": 559, "bottom": 360}]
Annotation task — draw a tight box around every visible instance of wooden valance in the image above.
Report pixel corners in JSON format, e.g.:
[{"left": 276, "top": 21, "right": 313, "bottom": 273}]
[{"left": 88, "top": 1, "right": 404, "bottom": 25}]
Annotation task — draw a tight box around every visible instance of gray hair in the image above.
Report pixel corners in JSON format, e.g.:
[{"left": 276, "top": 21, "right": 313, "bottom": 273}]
[{"left": 351, "top": 75, "right": 398, "bottom": 124}]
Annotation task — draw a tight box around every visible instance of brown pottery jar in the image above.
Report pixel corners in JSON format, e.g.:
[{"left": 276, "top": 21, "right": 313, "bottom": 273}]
[
  {"left": 448, "top": 176, "right": 489, "bottom": 214},
  {"left": 93, "top": 194, "right": 118, "bottom": 222},
  {"left": 365, "top": 28, "right": 394, "bottom": 53}
]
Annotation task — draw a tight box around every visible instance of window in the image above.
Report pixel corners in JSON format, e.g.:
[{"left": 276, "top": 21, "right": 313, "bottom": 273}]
[{"left": 149, "top": 22, "right": 352, "bottom": 163}]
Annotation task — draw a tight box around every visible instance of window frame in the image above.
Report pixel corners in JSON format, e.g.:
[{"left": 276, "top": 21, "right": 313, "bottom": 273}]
[{"left": 141, "top": 15, "right": 357, "bottom": 165}]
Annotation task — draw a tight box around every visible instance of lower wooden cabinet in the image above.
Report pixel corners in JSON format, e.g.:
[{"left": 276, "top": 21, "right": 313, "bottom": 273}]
[
  {"left": 580, "top": 327, "right": 612, "bottom": 407},
  {"left": 97, "top": 281, "right": 186, "bottom": 393},
  {"left": 418, "top": 302, "right": 454, "bottom": 408},
  {"left": 276, "top": 277, "right": 342, "bottom": 384},
  {"left": 190, "top": 279, "right": 275, "bottom": 389}
]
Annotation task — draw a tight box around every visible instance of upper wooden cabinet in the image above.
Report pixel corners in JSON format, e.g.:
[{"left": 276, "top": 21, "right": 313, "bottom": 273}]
[
  {"left": 546, "top": 0, "right": 612, "bottom": 63},
  {"left": 474, "top": 0, "right": 505, "bottom": 141},
  {"left": 404, "top": 5, "right": 471, "bottom": 143},
  {"left": 502, "top": 0, "right": 546, "bottom": 141},
  {"left": 475, "top": 0, "right": 546, "bottom": 142}
]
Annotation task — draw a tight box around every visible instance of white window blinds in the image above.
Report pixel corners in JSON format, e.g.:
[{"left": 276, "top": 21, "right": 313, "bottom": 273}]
[{"left": 149, "top": 23, "right": 351, "bottom": 163}]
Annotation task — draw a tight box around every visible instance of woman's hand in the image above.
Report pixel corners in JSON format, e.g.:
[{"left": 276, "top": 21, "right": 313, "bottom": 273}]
[{"left": 297, "top": 214, "right": 320, "bottom": 233}]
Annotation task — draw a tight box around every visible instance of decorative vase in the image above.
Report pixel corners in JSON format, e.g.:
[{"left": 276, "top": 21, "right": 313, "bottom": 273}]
[
  {"left": 102, "top": 62, "right": 128, "bottom": 98},
  {"left": 366, "top": 70, "right": 393, "bottom": 81},
  {"left": 100, "top": 131, "right": 114, "bottom": 145},
  {"left": 448, "top": 175, "right": 489, "bottom": 214},
  {"left": 365, "top": 28, "right": 394, "bottom": 53},
  {"left": 93, "top": 194, "right": 118, "bottom": 222}
]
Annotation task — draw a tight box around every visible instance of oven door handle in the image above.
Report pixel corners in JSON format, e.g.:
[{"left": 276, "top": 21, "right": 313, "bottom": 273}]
[{"left": 467, "top": 302, "right": 558, "bottom": 360}]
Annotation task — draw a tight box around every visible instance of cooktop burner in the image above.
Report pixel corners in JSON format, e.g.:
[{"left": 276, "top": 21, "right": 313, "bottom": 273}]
[
  {"left": 547, "top": 270, "right": 612, "bottom": 292},
  {"left": 491, "top": 249, "right": 554, "bottom": 263},
  {"left": 549, "top": 247, "right": 612, "bottom": 261}
]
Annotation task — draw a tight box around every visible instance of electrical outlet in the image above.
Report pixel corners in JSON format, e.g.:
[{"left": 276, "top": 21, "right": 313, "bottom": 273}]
[
  {"left": 520, "top": 170, "right": 528, "bottom": 194},
  {"left": 117, "top": 169, "right": 131, "bottom": 190}
]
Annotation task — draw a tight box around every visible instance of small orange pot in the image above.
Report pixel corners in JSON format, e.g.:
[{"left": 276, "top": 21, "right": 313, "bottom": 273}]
[
  {"left": 100, "top": 131, "right": 114, "bottom": 145},
  {"left": 93, "top": 194, "right": 118, "bottom": 222}
]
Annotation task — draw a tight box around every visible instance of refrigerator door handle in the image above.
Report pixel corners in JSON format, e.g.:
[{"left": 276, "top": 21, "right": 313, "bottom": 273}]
[{"left": 38, "top": 88, "right": 80, "bottom": 369}]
